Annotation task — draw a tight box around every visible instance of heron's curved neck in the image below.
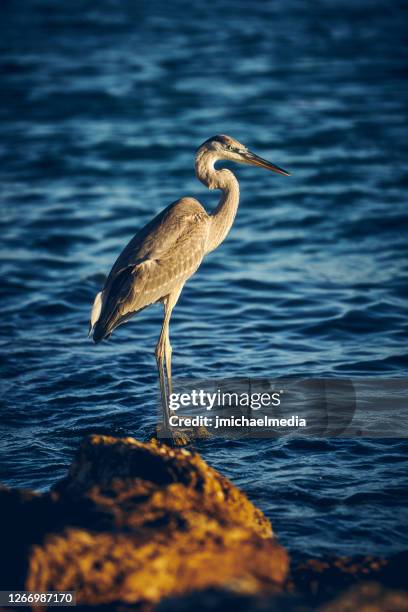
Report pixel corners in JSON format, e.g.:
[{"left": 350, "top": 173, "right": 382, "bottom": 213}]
[{"left": 195, "top": 149, "right": 240, "bottom": 253}]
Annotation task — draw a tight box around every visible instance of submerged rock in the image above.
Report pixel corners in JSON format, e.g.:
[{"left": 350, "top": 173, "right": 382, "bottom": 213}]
[{"left": 319, "top": 582, "right": 408, "bottom": 612}]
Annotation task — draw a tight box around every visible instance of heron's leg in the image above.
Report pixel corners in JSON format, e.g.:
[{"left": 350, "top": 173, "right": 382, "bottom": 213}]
[
  {"left": 161, "top": 286, "right": 183, "bottom": 399},
  {"left": 164, "top": 331, "right": 173, "bottom": 396},
  {"left": 155, "top": 293, "right": 177, "bottom": 433},
  {"left": 155, "top": 322, "right": 170, "bottom": 431},
  {"left": 156, "top": 288, "right": 187, "bottom": 443}
]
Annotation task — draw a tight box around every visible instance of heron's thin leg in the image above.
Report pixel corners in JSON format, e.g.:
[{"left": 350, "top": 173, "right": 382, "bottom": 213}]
[
  {"left": 155, "top": 296, "right": 175, "bottom": 434},
  {"left": 156, "top": 288, "right": 183, "bottom": 441},
  {"left": 162, "top": 286, "right": 183, "bottom": 399},
  {"left": 164, "top": 333, "right": 173, "bottom": 395},
  {"left": 156, "top": 328, "right": 169, "bottom": 431}
]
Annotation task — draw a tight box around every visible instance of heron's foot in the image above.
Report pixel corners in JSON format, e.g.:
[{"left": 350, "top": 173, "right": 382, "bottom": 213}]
[
  {"left": 155, "top": 424, "right": 211, "bottom": 446},
  {"left": 193, "top": 425, "right": 211, "bottom": 439},
  {"left": 171, "top": 430, "right": 192, "bottom": 447},
  {"left": 172, "top": 425, "right": 211, "bottom": 446},
  {"left": 154, "top": 424, "right": 192, "bottom": 446}
]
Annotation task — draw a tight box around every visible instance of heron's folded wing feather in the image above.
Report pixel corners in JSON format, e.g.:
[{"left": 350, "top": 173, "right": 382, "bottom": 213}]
[
  {"left": 107, "top": 198, "right": 208, "bottom": 277},
  {"left": 95, "top": 260, "right": 154, "bottom": 335},
  {"left": 96, "top": 203, "right": 209, "bottom": 336}
]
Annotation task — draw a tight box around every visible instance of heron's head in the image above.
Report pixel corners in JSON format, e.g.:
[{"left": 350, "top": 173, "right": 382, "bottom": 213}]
[{"left": 199, "top": 134, "right": 290, "bottom": 176}]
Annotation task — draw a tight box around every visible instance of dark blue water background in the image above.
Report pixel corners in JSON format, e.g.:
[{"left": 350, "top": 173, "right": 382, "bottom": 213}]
[{"left": 1, "top": 1, "right": 407, "bottom": 559}]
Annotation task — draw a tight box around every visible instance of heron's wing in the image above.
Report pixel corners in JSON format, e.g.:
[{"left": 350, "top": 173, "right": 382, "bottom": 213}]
[
  {"left": 92, "top": 198, "right": 209, "bottom": 340},
  {"left": 108, "top": 198, "right": 207, "bottom": 275}
]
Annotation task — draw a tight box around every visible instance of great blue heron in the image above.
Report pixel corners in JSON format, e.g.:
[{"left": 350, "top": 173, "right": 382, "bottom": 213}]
[{"left": 90, "top": 134, "right": 290, "bottom": 441}]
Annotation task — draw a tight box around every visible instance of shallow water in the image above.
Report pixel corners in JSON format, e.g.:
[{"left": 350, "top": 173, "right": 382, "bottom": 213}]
[{"left": 1, "top": 0, "right": 407, "bottom": 558}]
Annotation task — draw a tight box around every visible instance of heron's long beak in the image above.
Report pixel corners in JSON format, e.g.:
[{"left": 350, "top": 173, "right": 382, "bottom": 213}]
[{"left": 244, "top": 151, "right": 290, "bottom": 176}]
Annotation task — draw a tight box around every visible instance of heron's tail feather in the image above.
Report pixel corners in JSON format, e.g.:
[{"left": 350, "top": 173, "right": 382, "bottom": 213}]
[
  {"left": 92, "top": 310, "right": 137, "bottom": 343},
  {"left": 90, "top": 265, "right": 146, "bottom": 343},
  {"left": 92, "top": 321, "right": 108, "bottom": 343}
]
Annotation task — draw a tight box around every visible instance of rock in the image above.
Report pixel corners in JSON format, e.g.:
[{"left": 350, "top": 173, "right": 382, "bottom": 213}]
[
  {"left": 154, "top": 588, "right": 309, "bottom": 612},
  {"left": 0, "top": 435, "right": 288, "bottom": 607},
  {"left": 154, "top": 580, "right": 408, "bottom": 612},
  {"left": 319, "top": 582, "right": 408, "bottom": 612},
  {"left": 290, "top": 554, "right": 389, "bottom": 602},
  {"left": 290, "top": 551, "right": 408, "bottom": 605}
]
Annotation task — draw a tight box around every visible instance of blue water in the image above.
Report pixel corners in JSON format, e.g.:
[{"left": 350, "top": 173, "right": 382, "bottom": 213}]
[{"left": 1, "top": 1, "right": 407, "bottom": 558}]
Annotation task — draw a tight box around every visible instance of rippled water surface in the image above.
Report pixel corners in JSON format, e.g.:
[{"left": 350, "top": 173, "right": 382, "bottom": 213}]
[{"left": 1, "top": 1, "right": 407, "bottom": 558}]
